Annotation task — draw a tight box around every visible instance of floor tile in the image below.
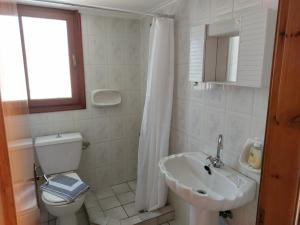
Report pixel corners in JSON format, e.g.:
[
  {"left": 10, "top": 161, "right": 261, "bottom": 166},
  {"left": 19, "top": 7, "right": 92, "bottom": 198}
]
[
  {"left": 158, "top": 212, "right": 175, "bottom": 224},
  {"left": 123, "top": 202, "right": 139, "bottom": 217},
  {"left": 128, "top": 180, "right": 137, "bottom": 191},
  {"left": 140, "top": 218, "right": 158, "bottom": 225},
  {"left": 85, "top": 195, "right": 100, "bottom": 208},
  {"left": 117, "top": 191, "right": 135, "bottom": 205},
  {"left": 104, "top": 206, "right": 128, "bottom": 220},
  {"left": 157, "top": 206, "right": 173, "bottom": 214},
  {"left": 121, "top": 215, "right": 143, "bottom": 225},
  {"left": 137, "top": 211, "right": 161, "bottom": 221},
  {"left": 112, "top": 183, "right": 131, "bottom": 194},
  {"left": 48, "top": 213, "right": 56, "bottom": 221},
  {"left": 40, "top": 204, "right": 48, "bottom": 222},
  {"left": 108, "top": 218, "right": 122, "bottom": 225},
  {"left": 99, "top": 196, "right": 121, "bottom": 210},
  {"left": 76, "top": 211, "right": 90, "bottom": 225},
  {"left": 96, "top": 188, "right": 115, "bottom": 200},
  {"left": 86, "top": 206, "right": 104, "bottom": 223},
  {"left": 48, "top": 220, "right": 56, "bottom": 225}
]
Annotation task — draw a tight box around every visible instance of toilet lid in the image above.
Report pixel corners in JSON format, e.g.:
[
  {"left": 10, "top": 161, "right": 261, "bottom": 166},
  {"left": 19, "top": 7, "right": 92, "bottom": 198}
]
[{"left": 42, "top": 172, "right": 81, "bottom": 204}]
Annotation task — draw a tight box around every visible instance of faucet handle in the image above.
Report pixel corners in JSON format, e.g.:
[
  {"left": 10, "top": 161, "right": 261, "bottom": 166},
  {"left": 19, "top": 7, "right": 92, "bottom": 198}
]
[
  {"left": 218, "top": 134, "right": 223, "bottom": 143},
  {"left": 206, "top": 155, "right": 213, "bottom": 161}
]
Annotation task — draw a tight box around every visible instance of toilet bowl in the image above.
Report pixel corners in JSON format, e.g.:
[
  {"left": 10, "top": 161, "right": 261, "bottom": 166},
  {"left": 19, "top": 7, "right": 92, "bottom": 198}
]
[{"left": 41, "top": 172, "right": 86, "bottom": 225}]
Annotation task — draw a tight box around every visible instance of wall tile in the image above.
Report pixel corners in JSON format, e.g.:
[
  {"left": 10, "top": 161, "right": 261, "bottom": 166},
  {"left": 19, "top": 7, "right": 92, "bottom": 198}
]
[
  {"left": 253, "top": 88, "right": 269, "bottom": 117},
  {"left": 88, "top": 35, "right": 108, "bottom": 65},
  {"left": 85, "top": 65, "right": 108, "bottom": 91},
  {"left": 227, "top": 86, "right": 254, "bottom": 115},
  {"left": 202, "top": 106, "right": 225, "bottom": 150},
  {"left": 107, "top": 35, "right": 125, "bottom": 65},
  {"left": 87, "top": 15, "right": 108, "bottom": 36},
  {"left": 203, "top": 84, "right": 227, "bottom": 110}
]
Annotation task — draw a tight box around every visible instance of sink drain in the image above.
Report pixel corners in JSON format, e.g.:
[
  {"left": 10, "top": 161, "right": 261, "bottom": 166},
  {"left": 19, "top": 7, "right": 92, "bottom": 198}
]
[{"left": 197, "top": 190, "right": 207, "bottom": 195}]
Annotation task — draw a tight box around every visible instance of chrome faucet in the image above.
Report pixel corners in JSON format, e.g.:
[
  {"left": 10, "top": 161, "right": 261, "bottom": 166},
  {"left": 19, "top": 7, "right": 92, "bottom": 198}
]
[{"left": 207, "top": 134, "right": 224, "bottom": 168}]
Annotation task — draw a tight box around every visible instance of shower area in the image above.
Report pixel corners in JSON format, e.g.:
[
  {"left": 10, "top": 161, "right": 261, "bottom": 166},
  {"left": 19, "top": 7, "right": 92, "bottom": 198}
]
[{"left": 32, "top": 4, "right": 175, "bottom": 225}]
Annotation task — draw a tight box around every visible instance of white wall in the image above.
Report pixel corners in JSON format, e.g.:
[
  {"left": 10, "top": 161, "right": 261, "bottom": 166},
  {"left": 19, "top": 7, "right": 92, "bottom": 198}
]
[
  {"left": 29, "top": 13, "right": 146, "bottom": 191},
  {"left": 162, "top": 0, "right": 277, "bottom": 225}
]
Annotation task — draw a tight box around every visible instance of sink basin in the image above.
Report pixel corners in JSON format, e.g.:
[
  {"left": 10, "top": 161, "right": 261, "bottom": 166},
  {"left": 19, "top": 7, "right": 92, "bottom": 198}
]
[{"left": 159, "top": 152, "right": 256, "bottom": 225}]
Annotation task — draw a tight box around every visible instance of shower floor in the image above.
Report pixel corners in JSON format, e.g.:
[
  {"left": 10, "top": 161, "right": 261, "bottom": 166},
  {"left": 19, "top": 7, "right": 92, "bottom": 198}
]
[{"left": 85, "top": 180, "right": 174, "bottom": 225}]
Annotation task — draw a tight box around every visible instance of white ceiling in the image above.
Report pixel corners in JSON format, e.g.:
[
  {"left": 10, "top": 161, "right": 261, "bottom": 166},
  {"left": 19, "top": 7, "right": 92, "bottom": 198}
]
[{"left": 28, "top": 0, "right": 176, "bottom": 13}]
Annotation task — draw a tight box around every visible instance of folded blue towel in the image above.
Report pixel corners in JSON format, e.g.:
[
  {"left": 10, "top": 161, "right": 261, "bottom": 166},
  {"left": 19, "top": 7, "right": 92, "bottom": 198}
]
[{"left": 41, "top": 175, "right": 89, "bottom": 202}]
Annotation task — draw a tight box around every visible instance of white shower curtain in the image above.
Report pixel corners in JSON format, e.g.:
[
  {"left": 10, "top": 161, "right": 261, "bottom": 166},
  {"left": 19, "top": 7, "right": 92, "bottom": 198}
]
[{"left": 135, "top": 17, "right": 174, "bottom": 211}]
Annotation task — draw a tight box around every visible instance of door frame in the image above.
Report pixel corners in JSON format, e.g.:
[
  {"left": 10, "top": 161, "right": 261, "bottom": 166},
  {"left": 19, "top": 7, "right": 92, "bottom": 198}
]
[
  {"left": 0, "top": 102, "right": 18, "bottom": 225},
  {"left": 0, "top": 0, "right": 30, "bottom": 224},
  {"left": 257, "top": 0, "right": 300, "bottom": 224}
]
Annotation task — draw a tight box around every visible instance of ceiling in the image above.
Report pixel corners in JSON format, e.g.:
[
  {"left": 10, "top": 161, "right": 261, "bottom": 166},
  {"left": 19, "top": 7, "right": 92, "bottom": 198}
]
[{"left": 22, "top": 0, "right": 176, "bottom": 13}]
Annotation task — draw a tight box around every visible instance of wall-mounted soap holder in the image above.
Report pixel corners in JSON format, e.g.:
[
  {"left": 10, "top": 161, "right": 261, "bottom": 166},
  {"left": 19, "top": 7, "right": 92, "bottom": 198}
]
[
  {"left": 239, "top": 138, "right": 261, "bottom": 183},
  {"left": 91, "top": 89, "right": 121, "bottom": 107}
]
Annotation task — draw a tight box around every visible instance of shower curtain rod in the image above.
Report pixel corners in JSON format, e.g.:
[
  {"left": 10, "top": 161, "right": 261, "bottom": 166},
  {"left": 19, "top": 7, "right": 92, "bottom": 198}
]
[{"left": 24, "top": 0, "right": 175, "bottom": 18}]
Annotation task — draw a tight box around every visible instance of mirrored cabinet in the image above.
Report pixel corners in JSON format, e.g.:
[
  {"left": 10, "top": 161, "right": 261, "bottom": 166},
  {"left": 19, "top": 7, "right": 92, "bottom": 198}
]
[{"left": 189, "top": 5, "right": 277, "bottom": 88}]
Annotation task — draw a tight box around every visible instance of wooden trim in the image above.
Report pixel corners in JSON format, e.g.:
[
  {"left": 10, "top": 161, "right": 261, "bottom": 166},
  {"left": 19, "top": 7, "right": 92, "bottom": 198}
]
[
  {"left": 17, "top": 4, "right": 86, "bottom": 114},
  {"left": 1, "top": 101, "right": 29, "bottom": 116},
  {"left": 257, "top": 0, "right": 300, "bottom": 224},
  {"left": 0, "top": 1, "right": 21, "bottom": 223},
  {"left": 0, "top": 1, "right": 39, "bottom": 224},
  {"left": 0, "top": 99, "right": 18, "bottom": 225}
]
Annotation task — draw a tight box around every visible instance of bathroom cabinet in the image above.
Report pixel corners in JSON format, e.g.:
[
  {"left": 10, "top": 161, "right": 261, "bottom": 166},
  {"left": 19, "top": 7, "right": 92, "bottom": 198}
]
[
  {"left": 234, "top": 0, "right": 261, "bottom": 11},
  {"left": 189, "top": 5, "right": 277, "bottom": 88},
  {"left": 211, "top": 0, "right": 234, "bottom": 19},
  {"left": 196, "top": 0, "right": 210, "bottom": 22},
  {"left": 236, "top": 8, "right": 277, "bottom": 87}
]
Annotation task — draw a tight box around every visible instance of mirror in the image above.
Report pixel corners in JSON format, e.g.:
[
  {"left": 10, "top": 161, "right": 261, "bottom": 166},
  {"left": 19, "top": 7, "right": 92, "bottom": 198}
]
[
  {"left": 188, "top": 19, "right": 240, "bottom": 84},
  {"left": 204, "top": 34, "right": 240, "bottom": 83},
  {"left": 203, "top": 19, "right": 240, "bottom": 83}
]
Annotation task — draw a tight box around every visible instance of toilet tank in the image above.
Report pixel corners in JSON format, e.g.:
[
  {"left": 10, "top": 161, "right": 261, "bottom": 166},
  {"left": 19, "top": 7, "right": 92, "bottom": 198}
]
[{"left": 35, "top": 133, "right": 83, "bottom": 175}]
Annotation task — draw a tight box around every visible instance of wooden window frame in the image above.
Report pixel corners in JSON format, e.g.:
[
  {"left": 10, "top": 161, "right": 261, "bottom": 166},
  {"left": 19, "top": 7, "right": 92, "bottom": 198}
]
[{"left": 17, "top": 4, "right": 86, "bottom": 113}]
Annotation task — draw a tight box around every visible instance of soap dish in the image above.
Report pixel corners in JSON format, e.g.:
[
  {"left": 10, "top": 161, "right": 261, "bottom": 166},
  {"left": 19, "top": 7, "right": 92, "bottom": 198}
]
[{"left": 91, "top": 89, "right": 121, "bottom": 107}]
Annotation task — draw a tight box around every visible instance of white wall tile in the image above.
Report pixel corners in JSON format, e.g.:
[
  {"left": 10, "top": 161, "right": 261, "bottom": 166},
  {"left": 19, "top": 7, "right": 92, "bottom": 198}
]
[
  {"left": 253, "top": 88, "right": 269, "bottom": 117},
  {"left": 203, "top": 84, "right": 228, "bottom": 109},
  {"left": 227, "top": 86, "right": 254, "bottom": 115},
  {"left": 87, "top": 15, "right": 108, "bottom": 36},
  {"left": 88, "top": 35, "right": 108, "bottom": 65},
  {"left": 107, "top": 35, "right": 125, "bottom": 65},
  {"left": 85, "top": 65, "right": 108, "bottom": 91}
]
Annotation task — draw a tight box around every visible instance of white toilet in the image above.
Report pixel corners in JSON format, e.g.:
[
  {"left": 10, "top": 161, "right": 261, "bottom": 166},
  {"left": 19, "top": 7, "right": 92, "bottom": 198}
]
[{"left": 35, "top": 132, "right": 86, "bottom": 225}]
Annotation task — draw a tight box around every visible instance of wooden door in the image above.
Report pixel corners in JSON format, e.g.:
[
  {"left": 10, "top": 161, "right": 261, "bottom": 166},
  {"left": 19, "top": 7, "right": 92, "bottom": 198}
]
[
  {"left": 0, "top": 0, "right": 39, "bottom": 224},
  {"left": 257, "top": 0, "right": 300, "bottom": 224}
]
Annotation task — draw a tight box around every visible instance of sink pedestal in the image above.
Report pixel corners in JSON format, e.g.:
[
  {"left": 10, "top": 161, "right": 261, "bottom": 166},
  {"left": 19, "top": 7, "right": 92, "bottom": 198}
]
[{"left": 189, "top": 206, "right": 218, "bottom": 225}]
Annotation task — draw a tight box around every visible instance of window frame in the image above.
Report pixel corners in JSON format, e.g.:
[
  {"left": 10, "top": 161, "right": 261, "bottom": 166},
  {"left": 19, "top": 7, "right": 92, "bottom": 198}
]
[{"left": 17, "top": 4, "right": 86, "bottom": 113}]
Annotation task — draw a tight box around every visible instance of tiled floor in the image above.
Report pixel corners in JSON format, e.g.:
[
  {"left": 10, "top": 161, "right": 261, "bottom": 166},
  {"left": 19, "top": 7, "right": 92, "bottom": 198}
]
[
  {"left": 85, "top": 180, "right": 174, "bottom": 225},
  {"left": 40, "top": 205, "right": 89, "bottom": 225},
  {"left": 39, "top": 179, "right": 174, "bottom": 225}
]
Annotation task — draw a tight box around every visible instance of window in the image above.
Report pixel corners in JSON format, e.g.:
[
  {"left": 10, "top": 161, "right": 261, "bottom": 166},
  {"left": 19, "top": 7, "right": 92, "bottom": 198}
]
[{"left": 17, "top": 5, "right": 86, "bottom": 113}]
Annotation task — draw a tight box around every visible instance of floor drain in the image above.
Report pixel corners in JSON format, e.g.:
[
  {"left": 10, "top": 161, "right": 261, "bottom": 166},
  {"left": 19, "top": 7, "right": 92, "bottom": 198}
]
[{"left": 197, "top": 190, "right": 207, "bottom": 195}]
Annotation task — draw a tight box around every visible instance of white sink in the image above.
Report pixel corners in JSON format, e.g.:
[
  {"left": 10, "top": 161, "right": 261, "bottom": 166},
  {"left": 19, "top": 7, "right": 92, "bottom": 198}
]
[{"left": 159, "top": 152, "right": 256, "bottom": 225}]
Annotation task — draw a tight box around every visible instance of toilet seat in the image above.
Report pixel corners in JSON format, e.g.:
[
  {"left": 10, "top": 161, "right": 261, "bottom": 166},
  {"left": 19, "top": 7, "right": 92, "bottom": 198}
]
[{"left": 41, "top": 172, "right": 82, "bottom": 206}]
